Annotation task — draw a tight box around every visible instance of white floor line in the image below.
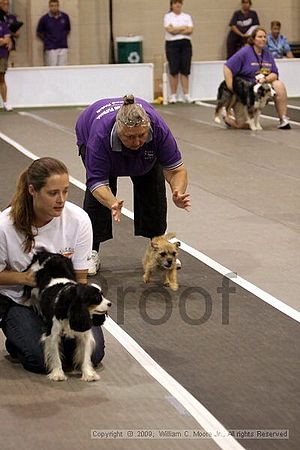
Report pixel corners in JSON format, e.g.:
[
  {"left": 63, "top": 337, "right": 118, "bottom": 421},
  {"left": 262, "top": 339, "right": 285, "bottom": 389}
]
[
  {"left": 179, "top": 242, "right": 300, "bottom": 323},
  {"left": 1, "top": 130, "right": 245, "bottom": 450},
  {"left": 195, "top": 101, "right": 300, "bottom": 127},
  {"left": 18, "top": 111, "right": 75, "bottom": 136},
  {"left": 105, "top": 318, "right": 245, "bottom": 450},
  {"left": 269, "top": 101, "right": 300, "bottom": 111}
]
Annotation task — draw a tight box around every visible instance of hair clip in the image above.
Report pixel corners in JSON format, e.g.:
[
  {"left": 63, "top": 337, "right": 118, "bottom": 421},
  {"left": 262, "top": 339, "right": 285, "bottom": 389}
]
[{"left": 118, "top": 118, "right": 148, "bottom": 128}]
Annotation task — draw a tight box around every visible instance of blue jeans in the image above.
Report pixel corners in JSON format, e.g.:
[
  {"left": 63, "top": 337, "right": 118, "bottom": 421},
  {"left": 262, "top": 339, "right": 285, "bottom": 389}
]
[{"left": 1, "top": 302, "right": 105, "bottom": 374}]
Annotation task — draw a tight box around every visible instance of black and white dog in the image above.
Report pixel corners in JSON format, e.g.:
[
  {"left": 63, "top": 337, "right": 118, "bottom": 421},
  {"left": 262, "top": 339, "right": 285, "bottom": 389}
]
[
  {"left": 24, "top": 251, "right": 111, "bottom": 382},
  {"left": 214, "top": 76, "right": 275, "bottom": 130}
]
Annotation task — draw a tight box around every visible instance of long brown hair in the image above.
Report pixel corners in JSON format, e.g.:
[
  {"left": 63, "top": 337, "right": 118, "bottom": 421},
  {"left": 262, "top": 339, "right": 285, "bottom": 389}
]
[{"left": 9, "top": 157, "right": 68, "bottom": 253}]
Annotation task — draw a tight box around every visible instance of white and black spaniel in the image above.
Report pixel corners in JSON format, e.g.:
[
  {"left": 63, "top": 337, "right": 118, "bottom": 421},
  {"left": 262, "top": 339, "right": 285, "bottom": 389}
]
[{"left": 24, "top": 251, "right": 111, "bottom": 382}]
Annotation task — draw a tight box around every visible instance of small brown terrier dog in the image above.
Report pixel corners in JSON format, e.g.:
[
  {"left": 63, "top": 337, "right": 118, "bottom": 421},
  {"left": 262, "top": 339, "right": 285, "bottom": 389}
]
[{"left": 142, "top": 233, "right": 180, "bottom": 291}]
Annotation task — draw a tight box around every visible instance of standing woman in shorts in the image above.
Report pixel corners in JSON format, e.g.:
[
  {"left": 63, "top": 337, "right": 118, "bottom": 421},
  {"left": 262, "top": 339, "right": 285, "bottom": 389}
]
[{"left": 164, "top": 0, "right": 193, "bottom": 104}]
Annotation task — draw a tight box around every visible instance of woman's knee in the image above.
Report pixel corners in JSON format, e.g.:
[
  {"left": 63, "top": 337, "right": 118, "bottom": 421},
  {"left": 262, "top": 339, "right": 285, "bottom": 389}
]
[
  {"left": 22, "top": 353, "right": 47, "bottom": 374},
  {"left": 272, "top": 80, "right": 287, "bottom": 96}
]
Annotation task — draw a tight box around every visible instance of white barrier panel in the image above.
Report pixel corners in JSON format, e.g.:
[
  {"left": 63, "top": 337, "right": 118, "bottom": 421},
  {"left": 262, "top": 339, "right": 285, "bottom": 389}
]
[
  {"left": 6, "top": 64, "right": 154, "bottom": 108},
  {"left": 163, "top": 59, "right": 300, "bottom": 102}
]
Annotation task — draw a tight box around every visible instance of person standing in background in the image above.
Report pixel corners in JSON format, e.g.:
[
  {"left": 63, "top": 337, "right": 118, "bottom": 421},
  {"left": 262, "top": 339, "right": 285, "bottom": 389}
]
[
  {"left": 226, "top": 0, "right": 259, "bottom": 59},
  {"left": 164, "top": 0, "right": 193, "bottom": 104},
  {"left": 37, "top": 0, "right": 71, "bottom": 66},
  {"left": 0, "top": 3, "right": 12, "bottom": 111},
  {"left": 266, "top": 21, "right": 294, "bottom": 59},
  {"left": 0, "top": 0, "right": 22, "bottom": 66}
]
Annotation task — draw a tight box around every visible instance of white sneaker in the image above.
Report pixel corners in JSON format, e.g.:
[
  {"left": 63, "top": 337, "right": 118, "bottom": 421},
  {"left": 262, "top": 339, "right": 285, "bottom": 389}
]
[
  {"left": 169, "top": 94, "right": 177, "bottom": 104},
  {"left": 88, "top": 250, "right": 101, "bottom": 276},
  {"left": 277, "top": 116, "right": 291, "bottom": 129},
  {"left": 3, "top": 102, "right": 13, "bottom": 112},
  {"left": 184, "top": 94, "right": 192, "bottom": 103}
]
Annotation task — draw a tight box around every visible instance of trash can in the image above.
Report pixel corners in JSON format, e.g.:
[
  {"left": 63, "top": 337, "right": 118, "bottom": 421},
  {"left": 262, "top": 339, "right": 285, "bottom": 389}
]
[{"left": 115, "top": 36, "right": 143, "bottom": 63}]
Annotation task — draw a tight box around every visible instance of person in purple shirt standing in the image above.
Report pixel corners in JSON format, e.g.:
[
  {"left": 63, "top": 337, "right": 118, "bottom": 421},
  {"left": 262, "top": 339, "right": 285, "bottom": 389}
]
[
  {"left": 36, "top": 0, "right": 70, "bottom": 66},
  {"left": 0, "top": 0, "right": 22, "bottom": 57},
  {"left": 226, "top": 0, "right": 260, "bottom": 59},
  {"left": 224, "top": 27, "right": 291, "bottom": 130},
  {"left": 0, "top": 8, "right": 12, "bottom": 111},
  {"left": 75, "top": 95, "right": 191, "bottom": 276}
]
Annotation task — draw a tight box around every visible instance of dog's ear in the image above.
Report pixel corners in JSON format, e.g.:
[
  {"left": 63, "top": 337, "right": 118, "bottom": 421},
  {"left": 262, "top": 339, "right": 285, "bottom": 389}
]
[
  {"left": 68, "top": 288, "right": 92, "bottom": 332},
  {"left": 92, "top": 314, "right": 106, "bottom": 326},
  {"left": 150, "top": 238, "right": 160, "bottom": 251}
]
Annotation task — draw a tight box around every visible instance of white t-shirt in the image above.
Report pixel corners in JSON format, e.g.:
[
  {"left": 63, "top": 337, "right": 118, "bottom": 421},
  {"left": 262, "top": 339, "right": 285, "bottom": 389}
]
[
  {"left": 164, "top": 11, "right": 193, "bottom": 41},
  {"left": 0, "top": 201, "right": 92, "bottom": 303}
]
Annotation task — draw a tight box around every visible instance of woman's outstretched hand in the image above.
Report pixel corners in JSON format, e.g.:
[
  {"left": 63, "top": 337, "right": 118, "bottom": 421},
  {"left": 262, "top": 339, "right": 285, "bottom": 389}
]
[
  {"left": 172, "top": 190, "right": 191, "bottom": 211},
  {"left": 111, "top": 199, "right": 124, "bottom": 222}
]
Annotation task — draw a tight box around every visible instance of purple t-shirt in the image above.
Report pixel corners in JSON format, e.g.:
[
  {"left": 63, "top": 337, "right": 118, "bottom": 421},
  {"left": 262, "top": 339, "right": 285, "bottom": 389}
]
[
  {"left": 75, "top": 98, "right": 183, "bottom": 192},
  {"left": 6, "top": 13, "right": 17, "bottom": 50},
  {"left": 36, "top": 12, "right": 70, "bottom": 50},
  {"left": 0, "top": 21, "right": 10, "bottom": 59},
  {"left": 225, "top": 45, "right": 278, "bottom": 82}
]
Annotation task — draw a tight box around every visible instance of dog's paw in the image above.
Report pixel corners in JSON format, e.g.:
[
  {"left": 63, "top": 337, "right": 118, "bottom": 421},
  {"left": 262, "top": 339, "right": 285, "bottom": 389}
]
[
  {"left": 169, "top": 283, "right": 179, "bottom": 292},
  {"left": 256, "top": 124, "right": 263, "bottom": 130},
  {"left": 81, "top": 370, "right": 100, "bottom": 382},
  {"left": 164, "top": 281, "right": 178, "bottom": 291},
  {"left": 214, "top": 116, "right": 221, "bottom": 124},
  {"left": 48, "top": 369, "right": 67, "bottom": 381},
  {"left": 143, "top": 274, "right": 150, "bottom": 284}
]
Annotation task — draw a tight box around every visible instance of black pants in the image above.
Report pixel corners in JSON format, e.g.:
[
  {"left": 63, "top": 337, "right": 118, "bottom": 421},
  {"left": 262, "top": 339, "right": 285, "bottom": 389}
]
[
  {"left": 79, "top": 145, "right": 167, "bottom": 244},
  {"left": 165, "top": 39, "right": 192, "bottom": 76},
  {"left": 0, "top": 296, "right": 105, "bottom": 374}
]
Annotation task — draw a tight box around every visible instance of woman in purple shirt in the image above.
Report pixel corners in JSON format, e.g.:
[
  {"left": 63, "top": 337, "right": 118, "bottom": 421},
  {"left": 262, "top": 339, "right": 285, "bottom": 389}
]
[
  {"left": 76, "top": 95, "right": 190, "bottom": 276},
  {"left": 224, "top": 27, "right": 290, "bottom": 129}
]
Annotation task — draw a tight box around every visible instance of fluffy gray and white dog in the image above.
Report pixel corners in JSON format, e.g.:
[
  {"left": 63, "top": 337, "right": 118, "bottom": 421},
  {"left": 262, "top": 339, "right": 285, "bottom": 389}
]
[{"left": 215, "top": 76, "right": 275, "bottom": 130}]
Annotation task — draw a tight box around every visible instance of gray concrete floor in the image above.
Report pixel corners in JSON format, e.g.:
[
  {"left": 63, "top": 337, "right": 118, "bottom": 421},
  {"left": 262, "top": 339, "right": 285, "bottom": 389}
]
[
  {"left": 0, "top": 101, "right": 299, "bottom": 450},
  {"left": 1, "top": 102, "right": 299, "bottom": 311}
]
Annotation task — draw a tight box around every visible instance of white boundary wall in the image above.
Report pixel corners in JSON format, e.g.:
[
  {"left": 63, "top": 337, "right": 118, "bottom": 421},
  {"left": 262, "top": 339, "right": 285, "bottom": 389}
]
[
  {"left": 5, "top": 60, "right": 300, "bottom": 108},
  {"left": 163, "top": 59, "right": 300, "bottom": 102},
  {"left": 6, "top": 63, "right": 154, "bottom": 108}
]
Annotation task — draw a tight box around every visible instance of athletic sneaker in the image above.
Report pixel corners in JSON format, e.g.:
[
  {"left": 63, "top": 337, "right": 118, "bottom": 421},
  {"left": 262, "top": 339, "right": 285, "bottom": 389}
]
[
  {"left": 184, "top": 94, "right": 192, "bottom": 103},
  {"left": 169, "top": 94, "right": 177, "bottom": 104},
  {"left": 278, "top": 116, "right": 291, "bottom": 129},
  {"left": 3, "top": 102, "right": 13, "bottom": 112},
  {"left": 88, "top": 250, "right": 101, "bottom": 276},
  {"left": 223, "top": 116, "right": 232, "bottom": 129}
]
